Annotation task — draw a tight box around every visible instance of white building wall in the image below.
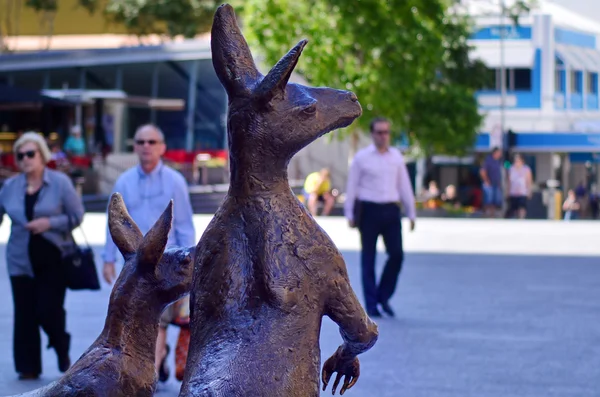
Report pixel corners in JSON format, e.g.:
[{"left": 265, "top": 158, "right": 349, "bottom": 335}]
[
  {"left": 534, "top": 153, "right": 554, "bottom": 183},
  {"left": 537, "top": 14, "right": 556, "bottom": 114},
  {"left": 288, "top": 132, "right": 372, "bottom": 192}
]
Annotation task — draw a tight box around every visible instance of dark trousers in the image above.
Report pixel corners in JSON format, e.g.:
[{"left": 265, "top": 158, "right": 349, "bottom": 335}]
[
  {"left": 10, "top": 272, "right": 69, "bottom": 375},
  {"left": 358, "top": 201, "right": 404, "bottom": 311}
]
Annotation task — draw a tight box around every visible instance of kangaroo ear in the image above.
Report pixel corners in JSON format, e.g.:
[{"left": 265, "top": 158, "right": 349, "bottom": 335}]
[
  {"left": 211, "top": 4, "right": 260, "bottom": 97},
  {"left": 137, "top": 200, "right": 173, "bottom": 271},
  {"left": 108, "top": 193, "right": 143, "bottom": 260},
  {"left": 254, "top": 39, "right": 307, "bottom": 102}
]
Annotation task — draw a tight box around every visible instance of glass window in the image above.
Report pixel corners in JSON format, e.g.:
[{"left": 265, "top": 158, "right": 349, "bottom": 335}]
[
  {"left": 555, "top": 69, "right": 564, "bottom": 93},
  {"left": 513, "top": 68, "right": 531, "bottom": 91},
  {"left": 570, "top": 70, "right": 582, "bottom": 94},
  {"left": 587, "top": 72, "right": 598, "bottom": 94}
]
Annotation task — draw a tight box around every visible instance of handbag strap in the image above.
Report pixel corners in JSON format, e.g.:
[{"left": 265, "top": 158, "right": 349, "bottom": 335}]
[{"left": 67, "top": 213, "right": 91, "bottom": 248}]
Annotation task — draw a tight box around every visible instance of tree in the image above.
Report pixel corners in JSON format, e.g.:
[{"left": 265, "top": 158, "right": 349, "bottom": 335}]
[
  {"left": 1, "top": 0, "right": 97, "bottom": 51},
  {"left": 0, "top": 0, "right": 23, "bottom": 52},
  {"left": 102, "top": 0, "right": 220, "bottom": 39},
  {"left": 238, "top": 0, "right": 527, "bottom": 155},
  {"left": 20, "top": 0, "right": 220, "bottom": 45}
]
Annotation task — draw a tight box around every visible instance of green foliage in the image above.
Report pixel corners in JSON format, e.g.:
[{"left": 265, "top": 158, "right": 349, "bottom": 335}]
[
  {"left": 505, "top": 0, "right": 533, "bottom": 26},
  {"left": 239, "top": 0, "right": 496, "bottom": 155},
  {"left": 77, "top": 0, "right": 98, "bottom": 15},
  {"left": 26, "top": 0, "right": 221, "bottom": 38},
  {"left": 25, "top": 0, "right": 57, "bottom": 12},
  {"left": 25, "top": 0, "right": 96, "bottom": 14},
  {"left": 103, "top": 0, "right": 220, "bottom": 38}
]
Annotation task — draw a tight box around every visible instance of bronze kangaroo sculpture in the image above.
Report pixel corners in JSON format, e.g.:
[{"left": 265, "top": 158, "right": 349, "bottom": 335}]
[
  {"left": 180, "top": 4, "right": 378, "bottom": 396},
  {"left": 13, "top": 193, "right": 195, "bottom": 397}
]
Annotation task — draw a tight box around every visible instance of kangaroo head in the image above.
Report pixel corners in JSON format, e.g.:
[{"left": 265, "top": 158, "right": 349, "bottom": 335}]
[
  {"left": 211, "top": 4, "right": 362, "bottom": 175},
  {"left": 107, "top": 193, "right": 194, "bottom": 308}
]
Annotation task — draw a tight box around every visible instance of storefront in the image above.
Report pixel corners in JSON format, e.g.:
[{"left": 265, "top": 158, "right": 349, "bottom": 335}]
[
  {"left": 0, "top": 40, "right": 231, "bottom": 191},
  {"left": 0, "top": 39, "right": 227, "bottom": 155}
]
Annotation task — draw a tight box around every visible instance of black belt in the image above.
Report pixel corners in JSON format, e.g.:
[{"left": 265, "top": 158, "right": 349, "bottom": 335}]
[{"left": 360, "top": 200, "right": 398, "bottom": 206}]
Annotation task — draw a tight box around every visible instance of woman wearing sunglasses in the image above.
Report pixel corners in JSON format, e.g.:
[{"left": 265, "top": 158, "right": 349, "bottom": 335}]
[{"left": 0, "top": 131, "right": 85, "bottom": 380}]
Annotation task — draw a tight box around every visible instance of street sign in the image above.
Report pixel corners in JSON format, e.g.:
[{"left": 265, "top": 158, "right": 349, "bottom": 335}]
[{"left": 490, "top": 124, "right": 503, "bottom": 149}]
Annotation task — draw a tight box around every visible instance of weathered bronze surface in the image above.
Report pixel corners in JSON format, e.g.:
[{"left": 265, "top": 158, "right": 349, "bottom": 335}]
[
  {"left": 180, "top": 4, "right": 378, "bottom": 396},
  {"left": 14, "top": 193, "right": 195, "bottom": 397}
]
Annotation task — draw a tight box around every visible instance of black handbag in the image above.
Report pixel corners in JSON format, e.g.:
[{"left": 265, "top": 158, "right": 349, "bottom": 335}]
[{"left": 62, "top": 218, "right": 100, "bottom": 291}]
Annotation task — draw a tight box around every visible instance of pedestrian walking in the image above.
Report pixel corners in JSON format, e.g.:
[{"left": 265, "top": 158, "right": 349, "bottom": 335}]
[
  {"left": 563, "top": 189, "right": 581, "bottom": 221},
  {"left": 507, "top": 154, "right": 532, "bottom": 219},
  {"left": 344, "top": 117, "right": 416, "bottom": 318},
  {"left": 0, "top": 132, "right": 85, "bottom": 380},
  {"left": 101, "top": 124, "right": 196, "bottom": 383},
  {"left": 480, "top": 147, "right": 504, "bottom": 218}
]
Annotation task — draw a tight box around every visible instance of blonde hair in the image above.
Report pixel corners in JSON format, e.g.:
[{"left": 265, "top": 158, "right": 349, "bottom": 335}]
[{"left": 13, "top": 131, "right": 52, "bottom": 164}]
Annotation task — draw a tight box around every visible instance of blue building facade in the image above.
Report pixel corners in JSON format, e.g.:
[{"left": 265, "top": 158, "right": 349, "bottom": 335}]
[{"left": 469, "top": 6, "right": 600, "bottom": 190}]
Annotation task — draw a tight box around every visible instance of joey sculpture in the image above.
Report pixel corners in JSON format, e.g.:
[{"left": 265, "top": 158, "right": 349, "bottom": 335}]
[
  {"left": 180, "top": 4, "right": 378, "bottom": 397},
  {"left": 14, "top": 193, "right": 195, "bottom": 397}
]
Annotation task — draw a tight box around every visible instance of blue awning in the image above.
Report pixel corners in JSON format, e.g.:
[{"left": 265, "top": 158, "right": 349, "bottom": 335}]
[
  {"left": 569, "top": 152, "right": 600, "bottom": 163},
  {"left": 514, "top": 133, "right": 600, "bottom": 152},
  {"left": 476, "top": 132, "right": 600, "bottom": 153}
]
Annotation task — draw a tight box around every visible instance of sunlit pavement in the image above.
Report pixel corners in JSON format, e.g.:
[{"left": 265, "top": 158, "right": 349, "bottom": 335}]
[{"left": 0, "top": 215, "right": 598, "bottom": 396}]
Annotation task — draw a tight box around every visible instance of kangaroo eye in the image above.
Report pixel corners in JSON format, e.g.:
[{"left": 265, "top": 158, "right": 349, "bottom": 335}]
[{"left": 302, "top": 103, "right": 317, "bottom": 115}]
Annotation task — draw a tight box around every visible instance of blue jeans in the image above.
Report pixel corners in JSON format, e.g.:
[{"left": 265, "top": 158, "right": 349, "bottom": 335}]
[
  {"left": 483, "top": 185, "right": 503, "bottom": 208},
  {"left": 564, "top": 211, "right": 578, "bottom": 221}
]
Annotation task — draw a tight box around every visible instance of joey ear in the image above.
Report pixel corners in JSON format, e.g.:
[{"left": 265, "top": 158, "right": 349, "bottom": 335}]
[
  {"left": 254, "top": 39, "right": 307, "bottom": 102},
  {"left": 137, "top": 200, "right": 173, "bottom": 271},
  {"left": 108, "top": 193, "right": 143, "bottom": 260},
  {"left": 211, "top": 4, "right": 260, "bottom": 98}
]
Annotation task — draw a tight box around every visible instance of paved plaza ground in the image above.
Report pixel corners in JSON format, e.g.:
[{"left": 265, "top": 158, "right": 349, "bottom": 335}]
[{"left": 0, "top": 215, "right": 598, "bottom": 396}]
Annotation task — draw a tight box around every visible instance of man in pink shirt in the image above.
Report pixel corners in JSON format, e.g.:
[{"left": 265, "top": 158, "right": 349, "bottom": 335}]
[{"left": 344, "top": 117, "right": 416, "bottom": 318}]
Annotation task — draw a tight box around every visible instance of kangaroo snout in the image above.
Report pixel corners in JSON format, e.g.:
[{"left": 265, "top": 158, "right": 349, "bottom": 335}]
[{"left": 344, "top": 90, "right": 363, "bottom": 119}]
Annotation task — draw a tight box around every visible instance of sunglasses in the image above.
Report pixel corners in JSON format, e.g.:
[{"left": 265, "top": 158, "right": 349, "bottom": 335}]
[
  {"left": 16, "top": 150, "right": 36, "bottom": 161},
  {"left": 135, "top": 139, "right": 160, "bottom": 146},
  {"left": 373, "top": 130, "right": 390, "bottom": 135}
]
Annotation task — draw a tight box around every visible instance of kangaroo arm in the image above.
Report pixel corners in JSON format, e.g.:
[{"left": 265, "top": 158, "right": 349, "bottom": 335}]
[{"left": 325, "top": 261, "right": 378, "bottom": 359}]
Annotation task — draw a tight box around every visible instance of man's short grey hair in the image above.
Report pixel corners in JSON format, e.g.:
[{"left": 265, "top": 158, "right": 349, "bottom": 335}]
[
  {"left": 13, "top": 131, "right": 52, "bottom": 164},
  {"left": 135, "top": 124, "right": 165, "bottom": 142}
]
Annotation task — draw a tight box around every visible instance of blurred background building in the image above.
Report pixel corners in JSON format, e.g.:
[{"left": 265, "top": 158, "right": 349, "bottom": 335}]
[{"left": 1, "top": 0, "right": 600, "bottom": 218}]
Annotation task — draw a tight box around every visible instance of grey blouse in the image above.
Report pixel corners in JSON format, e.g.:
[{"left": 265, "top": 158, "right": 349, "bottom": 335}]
[{"left": 0, "top": 169, "right": 85, "bottom": 277}]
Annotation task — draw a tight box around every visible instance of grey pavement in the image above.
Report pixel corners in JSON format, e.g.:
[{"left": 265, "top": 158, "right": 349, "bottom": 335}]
[{"left": 0, "top": 216, "right": 598, "bottom": 396}]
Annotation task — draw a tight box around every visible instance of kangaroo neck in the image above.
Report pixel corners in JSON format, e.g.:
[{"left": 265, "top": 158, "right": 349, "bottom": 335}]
[
  {"left": 228, "top": 174, "right": 292, "bottom": 198},
  {"left": 99, "top": 296, "right": 163, "bottom": 362},
  {"left": 228, "top": 158, "right": 291, "bottom": 197}
]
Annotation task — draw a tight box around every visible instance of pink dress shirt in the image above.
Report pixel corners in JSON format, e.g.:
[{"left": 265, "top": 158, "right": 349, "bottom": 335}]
[{"left": 344, "top": 144, "right": 416, "bottom": 221}]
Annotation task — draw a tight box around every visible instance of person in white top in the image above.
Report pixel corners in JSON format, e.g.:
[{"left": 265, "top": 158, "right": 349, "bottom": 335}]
[
  {"left": 507, "top": 153, "right": 532, "bottom": 219},
  {"left": 344, "top": 117, "right": 416, "bottom": 318}
]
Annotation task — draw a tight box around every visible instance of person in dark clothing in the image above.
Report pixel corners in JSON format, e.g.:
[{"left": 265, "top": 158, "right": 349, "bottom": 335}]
[
  {"left": 589, "top": 185, "right": 599, "bottom": 219},
  {"left": 0, "top": 132, "right": 85, "bottom": 380},
  {"left": 480, "top": 147, "right": 504, "bottom": 218}
]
